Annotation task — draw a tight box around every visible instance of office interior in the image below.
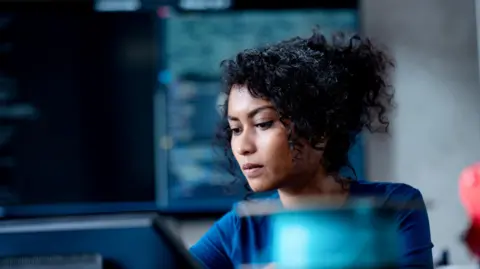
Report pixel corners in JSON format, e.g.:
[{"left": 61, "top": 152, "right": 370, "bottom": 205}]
[{"left": 0, "top": 0, "right": 479, "bottom": 268}]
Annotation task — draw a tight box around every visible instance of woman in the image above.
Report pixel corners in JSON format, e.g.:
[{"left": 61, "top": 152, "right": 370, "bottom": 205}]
[{"left": 190, "top": 30, "right": 433, "bottom": 268}]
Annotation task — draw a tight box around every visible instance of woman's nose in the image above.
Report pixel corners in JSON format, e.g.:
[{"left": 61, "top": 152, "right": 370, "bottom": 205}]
[{"left": 235, "top": 133, "right": 257, "bottom": 156}]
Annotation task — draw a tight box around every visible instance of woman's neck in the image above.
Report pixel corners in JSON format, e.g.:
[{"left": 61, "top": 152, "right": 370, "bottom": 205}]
[{"left": 277, "top": 170, "right": 350, "bottom": 209}]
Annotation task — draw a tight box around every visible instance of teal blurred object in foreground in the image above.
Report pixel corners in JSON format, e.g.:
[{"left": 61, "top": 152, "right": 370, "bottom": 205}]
[{"left": 270, "top": 200, "right": 399, "bottom": 269}]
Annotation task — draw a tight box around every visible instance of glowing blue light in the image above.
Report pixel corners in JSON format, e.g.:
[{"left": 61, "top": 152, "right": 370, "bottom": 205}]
[{"left": 158, "top": 70, "right": 172, "bottom": 85}]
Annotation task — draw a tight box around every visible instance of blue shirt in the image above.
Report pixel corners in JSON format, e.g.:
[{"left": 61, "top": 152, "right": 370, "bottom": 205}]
[{"left": 190, "top": 181, "right": 434, "bottom": 268}]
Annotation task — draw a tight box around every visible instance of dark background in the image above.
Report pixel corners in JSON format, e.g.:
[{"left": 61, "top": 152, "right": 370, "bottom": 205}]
[
  {"left": 0, "top": 11, "right": 157, "bottom": 205},
  {"left": 0, "top": 0, "right": 359, "bottom": 217}
]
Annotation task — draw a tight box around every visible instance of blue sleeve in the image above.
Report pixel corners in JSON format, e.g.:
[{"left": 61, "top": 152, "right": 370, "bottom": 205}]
[
  {"left": 393, "top": 186, "right": 434, "bottom": 268},
  {"left": 189, "top": 210, "right": 238, "bottom": 269}
]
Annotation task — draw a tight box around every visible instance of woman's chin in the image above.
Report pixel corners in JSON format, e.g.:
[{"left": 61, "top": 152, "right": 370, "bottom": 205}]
[{"left": 247, "top": 180, "right": 278, "bottom": 193}]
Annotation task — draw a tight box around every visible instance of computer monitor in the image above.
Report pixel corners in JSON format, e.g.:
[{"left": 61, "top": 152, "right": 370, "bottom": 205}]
[
  {"left": 0, "top": 213, "right": 201, "bottom": 269},
  {"left": 0, "top": 7, "right": 157, "bottom": 208},
  {"left": 156, "top": 2, "right": 361, "bottom": 212}
]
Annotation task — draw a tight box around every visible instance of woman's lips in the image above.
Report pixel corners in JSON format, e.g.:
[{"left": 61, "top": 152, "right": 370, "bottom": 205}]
[{"left": 242, "top": 163, "right": 265, "bottom": 178}]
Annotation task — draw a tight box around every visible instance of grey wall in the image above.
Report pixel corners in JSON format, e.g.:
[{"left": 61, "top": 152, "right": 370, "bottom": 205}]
[
  {"left": 178, "top": 0, "right": 480, "bottom": 264},
  {"left": 363, "top": 0, "right": 480, "bottom": 264}
]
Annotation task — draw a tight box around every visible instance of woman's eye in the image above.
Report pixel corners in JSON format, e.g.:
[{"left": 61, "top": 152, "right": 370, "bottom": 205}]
[
  {"left": 230, "top": 127, "right": 241, "bottom": 136},
  {"left": 255, "top": 121, "right": 273, "bottom": 130}
]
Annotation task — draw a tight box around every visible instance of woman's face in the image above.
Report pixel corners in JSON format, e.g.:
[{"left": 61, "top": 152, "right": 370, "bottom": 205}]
[{"left": 227, "top": 85, "right": 322, "bottom": 192}]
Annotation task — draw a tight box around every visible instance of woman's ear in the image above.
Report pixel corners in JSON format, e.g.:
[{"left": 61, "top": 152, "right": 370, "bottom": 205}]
[
  {"left": 314, "top": 142, "right": 326, "bottom": 151},
  {"left": 313, "top": 136, "right": 328, "bottom": 151},
  {"left": 280, "top": 119, "right": 295, "bottom": 150}
]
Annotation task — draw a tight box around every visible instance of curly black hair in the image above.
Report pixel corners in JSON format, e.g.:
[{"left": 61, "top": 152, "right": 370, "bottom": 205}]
[{"left": 216, "top": 30, "right": 394, "bottom": 192}]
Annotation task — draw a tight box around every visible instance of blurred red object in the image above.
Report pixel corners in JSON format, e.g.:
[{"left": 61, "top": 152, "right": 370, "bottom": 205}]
[
  {"left": 459, "top": 162, "right": 480, "bottom": 223},
  {"left": 459, "top": 162, "right": 480, "bottom": 258},
  {"left": 464, "top": 223, "right": 480, "bottom": 258}
]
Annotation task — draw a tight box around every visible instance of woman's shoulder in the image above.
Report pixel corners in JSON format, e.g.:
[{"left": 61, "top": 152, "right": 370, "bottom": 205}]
[
  {"left": 352, "top": 180, "right": 423, "bottom": 198},
  {"left": 351, "top": 180, "right": 427, "bottom": 211}
]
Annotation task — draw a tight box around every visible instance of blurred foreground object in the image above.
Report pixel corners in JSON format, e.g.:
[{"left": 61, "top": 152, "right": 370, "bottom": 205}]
[
  {"left": 460, "top": 163, "right": 480, "bottom": 222},
  {"left": 459, "top": 163, "right": 480, "bottom": 260},
  {"left": 237, "top": 198, "right": 401, "bottom": 269}
]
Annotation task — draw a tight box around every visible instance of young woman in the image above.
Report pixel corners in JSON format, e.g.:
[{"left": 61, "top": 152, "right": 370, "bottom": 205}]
[{"left": 190, "top": 30, "right": 433, "bottom": 268}]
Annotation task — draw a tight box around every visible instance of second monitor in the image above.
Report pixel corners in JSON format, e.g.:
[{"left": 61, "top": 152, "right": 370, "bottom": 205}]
[{"left": 0, "top": 213, "right": 200, "bottom": 269}]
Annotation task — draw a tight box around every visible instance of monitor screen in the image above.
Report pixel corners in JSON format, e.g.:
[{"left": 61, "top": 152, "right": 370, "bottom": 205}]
[
  {"left": 0, "top": 10, "right": 157, "bottom": 211},
  {"left": 0, "top": 3, "right": 362, "bottom": 216},
  {"left": 156, "top": 5, "right": 360, "bottom": 212}
]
